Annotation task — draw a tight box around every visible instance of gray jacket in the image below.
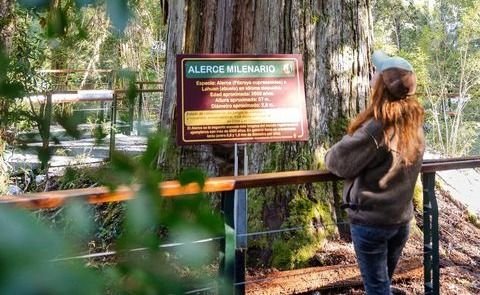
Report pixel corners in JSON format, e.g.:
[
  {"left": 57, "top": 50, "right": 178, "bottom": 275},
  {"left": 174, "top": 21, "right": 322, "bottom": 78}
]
[{"left": 325, "top": 119, "right": 424, "bottom": 227}]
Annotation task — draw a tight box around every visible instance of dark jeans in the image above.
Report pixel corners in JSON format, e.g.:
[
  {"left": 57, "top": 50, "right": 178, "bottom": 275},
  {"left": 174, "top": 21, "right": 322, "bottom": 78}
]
[{"left": 350, "top": 223, "right": 410, "bottom": 295}]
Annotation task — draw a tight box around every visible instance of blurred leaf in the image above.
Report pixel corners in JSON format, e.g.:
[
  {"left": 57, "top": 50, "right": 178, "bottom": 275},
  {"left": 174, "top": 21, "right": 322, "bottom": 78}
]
[
  {"left": 0, "top": 207, "right": 64, "bottom": 262},
  {"left": 77, "top": 26, "right": 88, "bottom": 39},
  {"left": 173, "top": 227, "right": 216, "bottom": 268},
  {"left": 143, "top": 168, "right": 163, "bottom": 192},
  {"left": 0, "top": 207, "right": 102, "bottom": 294},
  {"left": 17, "top": 0, "right": 50, "bottom": 10},
  {"left": 108, "top": 151, "right": 137, "bottom": 186},
  {"left": 159, "top": 194, "right": 223, "bottom": 235},
  {"left": 46, "top": 8, "right": 69, "bottom": 38},
  {"left": 64, "top": 201, "right": 94, "bottom": 242},
  {"left": 55, "top": 110, "right": 81, "bottom": 139},
  {"left": 93, "top": 123, "right": 107, "bottom": 144},
  {"left": 111, "top": 151, "right": 136, "bottom": 174},
  {"left": 126, "top": 81, "right": 137, "bottom": 106},
  {"left": 75, "top": 0, "right": 97, "bottom": 7},
  {"left": 106, "top": 0, "right": 131, "bottom": 33},
  {"left": 178, "top": 168, "right": 206, "bottom": 189},
  {"left": 119, "top": 188, "right": 159, "bottom": 249},
  {"left": 117, "top": 68, "right": 136, "bottom": 80},
  {"left": 140, "top": 132, "right": 163, "bottom": 167},
  {"left": 0, "top": 50, "right": 9, "bottom": 76},
  {"left": 0, "top": 81, "right": 25, "bottom": 99},
  {"left": 62, "top": 167, "right": 77, "bottom": 185}
]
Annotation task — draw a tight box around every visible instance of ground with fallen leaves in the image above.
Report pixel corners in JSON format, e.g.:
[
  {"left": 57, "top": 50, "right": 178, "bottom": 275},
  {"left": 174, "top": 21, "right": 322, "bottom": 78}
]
[{"left": 246, "top": 185, "right": 480, "bottom": 294}]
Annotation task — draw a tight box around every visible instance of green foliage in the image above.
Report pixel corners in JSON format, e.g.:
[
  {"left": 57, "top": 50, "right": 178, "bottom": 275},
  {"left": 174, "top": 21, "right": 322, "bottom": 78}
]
[
  {"left": 466, "top": 210, "right": 480, "bottom": 229},
  {"left": 0, "top": 1, "right": 220, "bottom": 293},
  {"left": 0, "top": 48, "right": 27, "bottom": 193},
  {"left": 104, "top": 133, "right": 223, "bottom": 293},
  {"left": 412, "top": 178, "right": 424, "bottom": 213},
  {"left": 0, "top": 206, "right": 103, "bottom": 295},
  {"left": 106, "top": 0, "right": 131, "bottom": 34},
  {"left": 0, "top": 49, "right": 26, "bottom": 133},
  {"left": 58, "top": 166, "right": 108, "bottom": 189},
  {"left": 374, "top": 0, "right": 480, "bottom": 156},
  {"left": 2, "top": 0, "right": 166, "bottom": 171},
  {"left": 1, "top": 132, "right": 223, "bottom": 294},
  {"left": 92, "top": 121, "right": 108, "bottom": 144},
  {"left": 328, "top": 115, "right": 349, "bottom": 142},
  {"left": 248, "top": 184, "right": 336, "bottom": 270},
  {"left": 270, "top": 187, "right": 334, "bottom": 269}
]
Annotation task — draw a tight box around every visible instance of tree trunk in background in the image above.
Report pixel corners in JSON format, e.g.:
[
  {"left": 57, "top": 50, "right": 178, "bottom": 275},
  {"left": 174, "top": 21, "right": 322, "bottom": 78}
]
[
  {"left": 0, "top": 0, "right": 14, "bottom": 194},
  {"left": 159, "top": 0, "right": 372, "bottom": 268},
  {"left": 0, "top": 0, "right": 14, "bottom": 52}
]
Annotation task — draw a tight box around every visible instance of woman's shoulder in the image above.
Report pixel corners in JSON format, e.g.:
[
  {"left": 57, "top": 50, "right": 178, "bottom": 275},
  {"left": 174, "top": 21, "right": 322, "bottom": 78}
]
[{"left": 360, "top": 119, "right": 384, "bottom": 147}]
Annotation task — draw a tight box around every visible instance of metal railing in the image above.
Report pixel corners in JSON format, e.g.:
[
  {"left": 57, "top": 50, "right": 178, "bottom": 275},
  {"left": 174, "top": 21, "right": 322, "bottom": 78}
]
[
  {"left": 19, "top": 82, "right": 163, "bottom": 164},
  {"left": 1, "top": 157, "right": 480, "bottom": 294}
]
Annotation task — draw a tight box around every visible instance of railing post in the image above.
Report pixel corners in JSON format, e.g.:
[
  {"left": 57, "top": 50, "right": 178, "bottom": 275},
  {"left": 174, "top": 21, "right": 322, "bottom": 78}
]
[
  {"left": 220, "top": 190, "right": 246, "bottom": 294},
  {"left": 108, "top": 92, "right": 117, "bottom": 160},
  {"left": 137, "top": 82, "right": 144, "bottom": 136},
  {"left": 220, "top": 190, "right": 235, "bottom": 294},
  {"left": 235, "top": 189, "right": 247, "bottom": 294},
  {"left": 422, "top": 172, "right": 440, "bottom": 295}
]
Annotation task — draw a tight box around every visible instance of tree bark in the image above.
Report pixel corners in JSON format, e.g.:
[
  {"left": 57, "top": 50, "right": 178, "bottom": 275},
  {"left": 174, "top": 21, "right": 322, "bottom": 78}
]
[
  {"left": 159, "top": 0, "right": 372, "bottom": 268},
  {"left": 0, "top": 0, "right": 14, "bottom": 52}
]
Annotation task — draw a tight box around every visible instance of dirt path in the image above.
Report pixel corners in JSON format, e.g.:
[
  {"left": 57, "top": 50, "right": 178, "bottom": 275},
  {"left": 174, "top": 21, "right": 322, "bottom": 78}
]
[
  {"left": 246, "top": 186, "right": 480, "bottom": 294},
  {"left": 246, "top": 258, "right": 422, "bottom": 294}
]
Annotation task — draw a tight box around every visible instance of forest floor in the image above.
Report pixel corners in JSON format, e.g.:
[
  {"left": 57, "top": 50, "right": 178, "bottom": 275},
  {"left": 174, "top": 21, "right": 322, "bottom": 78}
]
[{"left": 246, "top": 185, "right": 480, "bottom": 295}]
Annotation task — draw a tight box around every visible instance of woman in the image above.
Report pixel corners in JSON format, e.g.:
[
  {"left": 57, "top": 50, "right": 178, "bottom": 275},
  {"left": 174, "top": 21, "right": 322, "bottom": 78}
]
[{"left": 325, "top": 51, "right": 425, "bottom": 295}]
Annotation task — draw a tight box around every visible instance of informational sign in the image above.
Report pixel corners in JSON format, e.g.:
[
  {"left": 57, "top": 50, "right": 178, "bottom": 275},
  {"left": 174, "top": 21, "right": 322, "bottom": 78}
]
[{"left": 176, "top": 54, "right": 308, "bottom": 145}]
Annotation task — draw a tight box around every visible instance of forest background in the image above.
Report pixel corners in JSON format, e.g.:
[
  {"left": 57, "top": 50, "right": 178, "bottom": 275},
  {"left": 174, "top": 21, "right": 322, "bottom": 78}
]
[{"left": 0, "top": 0, "right": 479, "bottom": 293}]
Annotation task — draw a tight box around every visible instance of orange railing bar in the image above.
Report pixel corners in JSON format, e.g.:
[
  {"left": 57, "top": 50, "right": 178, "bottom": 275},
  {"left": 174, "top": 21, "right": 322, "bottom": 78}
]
[{"left": 1, "top": 157, "right": 480, "bottom": 210}]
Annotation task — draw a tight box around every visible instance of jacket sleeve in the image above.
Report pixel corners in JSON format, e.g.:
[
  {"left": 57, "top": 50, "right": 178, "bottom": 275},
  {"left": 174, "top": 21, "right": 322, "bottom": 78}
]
[{"left": 325, "top": 120, "right": 383, "bottom": 179}]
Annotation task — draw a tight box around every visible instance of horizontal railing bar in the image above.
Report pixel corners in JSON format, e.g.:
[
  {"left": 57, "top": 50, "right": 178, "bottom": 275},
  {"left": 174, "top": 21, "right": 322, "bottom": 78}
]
[
  {"left": 184, "top": 284, "right": 218, "bottom": 294},
  {"left": 422, "top": 156, "right": 480, "bottom": 164},
  {"left": 0, "top": 178, "right": 236, "bottom": 208},
  {"left": 51, "top": 236, "right": 224, "bottom": 262},
  {"left": 115, "top": 89, "right": 163, "bottom": 94},
  {"left": 1, "top": 157, "right": 480, "bottom": 209},
  {"left": 421, "top": 157, "right": 480, "bottom": 173},
  {"left": 72, "top": 108, "right": 110, "bottom": 111},
  {"left": 50, "top": 223, "right": 354, "bottom": 262},
  {"left": 38, "top": 69, "right": 114, "bottom": 73},
  {"left": 233, "top": 170, "right": 341, "bottom": 189},
  {"left": 136, "top": 81, "right": 163, "bottom": 85},
  {"left": 238, "top": 222, "right": 349, "bottom": 238},
  {"left": 25, "top": 89, "right": 163, "bottom": 95}
]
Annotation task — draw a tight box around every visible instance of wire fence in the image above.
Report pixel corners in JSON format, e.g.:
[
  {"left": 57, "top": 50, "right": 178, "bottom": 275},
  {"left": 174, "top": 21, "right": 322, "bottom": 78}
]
[
  {"left": 7, "top": 81, "right": 163, "bottom": 173},
  {"left": 3, "top": 158, "right": 480, "bottom": 294}
]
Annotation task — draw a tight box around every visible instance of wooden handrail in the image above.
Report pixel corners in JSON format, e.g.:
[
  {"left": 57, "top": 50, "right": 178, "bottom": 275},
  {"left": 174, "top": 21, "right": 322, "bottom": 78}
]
[
  {"left": 422, "top": 158, "right": 480, "bottom": 172},
  {"left": 1, "top": 157, "right": 479, "bottom": 209}
]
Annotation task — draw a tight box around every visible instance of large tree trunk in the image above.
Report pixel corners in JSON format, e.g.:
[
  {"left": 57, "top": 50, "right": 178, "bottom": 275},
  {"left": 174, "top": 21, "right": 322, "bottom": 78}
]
[
  {"left": 159, "top": 0, "right": 372, "bottom": 268},
  {"left": 0, "top": 0, "right": 14, "bottom": 52}
]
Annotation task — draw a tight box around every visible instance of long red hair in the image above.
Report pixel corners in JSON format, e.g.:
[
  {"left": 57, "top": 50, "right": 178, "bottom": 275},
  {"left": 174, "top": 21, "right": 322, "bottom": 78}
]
[{"left": 348, "top": 73, "right": 424, "bottom": 165}]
